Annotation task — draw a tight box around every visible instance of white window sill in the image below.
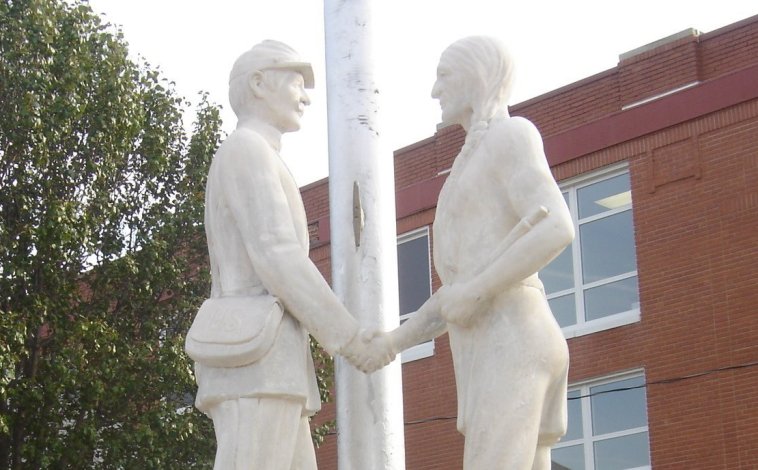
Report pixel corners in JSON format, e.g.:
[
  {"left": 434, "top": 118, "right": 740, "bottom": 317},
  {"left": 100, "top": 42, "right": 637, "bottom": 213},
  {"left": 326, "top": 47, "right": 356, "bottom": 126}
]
[{"left": 400, "top": 340, "right": 434, "bottom": 363}]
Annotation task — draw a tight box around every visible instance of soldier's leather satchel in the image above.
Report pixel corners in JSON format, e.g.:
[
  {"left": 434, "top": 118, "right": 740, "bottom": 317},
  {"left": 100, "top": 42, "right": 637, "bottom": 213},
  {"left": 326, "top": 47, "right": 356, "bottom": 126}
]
[{"left": 185, "top": 295, "right": 283, "bottom": 368}]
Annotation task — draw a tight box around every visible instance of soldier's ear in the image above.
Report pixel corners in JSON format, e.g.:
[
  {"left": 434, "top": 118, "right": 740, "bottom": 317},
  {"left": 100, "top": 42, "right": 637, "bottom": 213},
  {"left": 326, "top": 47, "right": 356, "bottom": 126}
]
[{"left": 249, "top": 70, "right": 267, "bottom": 98}]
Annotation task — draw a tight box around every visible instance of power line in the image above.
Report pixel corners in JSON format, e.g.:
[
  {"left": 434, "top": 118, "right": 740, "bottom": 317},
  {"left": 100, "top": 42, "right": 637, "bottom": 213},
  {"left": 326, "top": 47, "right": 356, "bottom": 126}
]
[
  {"left": 324, "top": 359, "right": 758, "bottom": 434},
  {"left": 568, "top": 359, "right": 758, "bottom": 400}
]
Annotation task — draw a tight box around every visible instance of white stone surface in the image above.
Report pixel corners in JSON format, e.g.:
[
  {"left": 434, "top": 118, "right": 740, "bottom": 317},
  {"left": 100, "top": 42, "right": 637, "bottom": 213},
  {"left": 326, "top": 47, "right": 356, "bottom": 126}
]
[
  {"left": 324, "top": 0, "right": 407, "bottom": 468},
  {"left": 384, "top": 36, "right": 574, "bottom": 469},
  {"left": 187, "top": 39, "right": 392, "bottom": 469}
]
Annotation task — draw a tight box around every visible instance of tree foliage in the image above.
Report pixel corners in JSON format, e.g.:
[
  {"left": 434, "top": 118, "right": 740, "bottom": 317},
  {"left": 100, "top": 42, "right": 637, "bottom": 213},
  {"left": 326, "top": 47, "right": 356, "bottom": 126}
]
[{"left": 0, "top": 0, "right": 224, "bottom": 467}]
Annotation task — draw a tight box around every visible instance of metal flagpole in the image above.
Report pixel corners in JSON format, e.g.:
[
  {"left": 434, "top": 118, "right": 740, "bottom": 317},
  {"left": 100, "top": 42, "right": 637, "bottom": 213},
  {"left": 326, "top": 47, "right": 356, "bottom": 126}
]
[{"left": 323, "top": 0, "right": 406, "bottom": 468}]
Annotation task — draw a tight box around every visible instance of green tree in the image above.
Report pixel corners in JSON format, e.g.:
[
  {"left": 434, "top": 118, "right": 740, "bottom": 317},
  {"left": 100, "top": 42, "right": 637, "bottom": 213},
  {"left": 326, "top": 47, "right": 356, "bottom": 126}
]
[{"left": 0, "top": 0, "right": 223, "bottom": 467}]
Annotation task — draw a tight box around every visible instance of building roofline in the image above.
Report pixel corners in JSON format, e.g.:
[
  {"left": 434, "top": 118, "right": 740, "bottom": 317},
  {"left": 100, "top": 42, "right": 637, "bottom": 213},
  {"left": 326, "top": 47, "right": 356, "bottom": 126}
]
[
  {"left": 619, "top": 28, "right": 701, "bottom": 62},
  {"left": 700, "top": 13, "right": 758, "bottom": 41},
  {"left": 544, "top": 62, "right": 758, "bottom": 165}
]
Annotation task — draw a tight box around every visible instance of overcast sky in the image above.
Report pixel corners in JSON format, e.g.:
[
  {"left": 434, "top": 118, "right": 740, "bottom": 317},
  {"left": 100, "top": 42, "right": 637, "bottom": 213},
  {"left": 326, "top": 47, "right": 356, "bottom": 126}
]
[{"left": 86, "top": 0, "right": 756, "bottom": 186}]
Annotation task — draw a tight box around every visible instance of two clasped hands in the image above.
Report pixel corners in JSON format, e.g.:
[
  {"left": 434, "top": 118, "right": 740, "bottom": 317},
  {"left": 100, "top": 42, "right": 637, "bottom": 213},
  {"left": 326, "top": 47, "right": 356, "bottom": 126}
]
[
  {"left": 341, "top": 328, "right": 399, "bottom": 374},
  {"left": 339, "top": 282, "right": 483, "bottom": 374}
]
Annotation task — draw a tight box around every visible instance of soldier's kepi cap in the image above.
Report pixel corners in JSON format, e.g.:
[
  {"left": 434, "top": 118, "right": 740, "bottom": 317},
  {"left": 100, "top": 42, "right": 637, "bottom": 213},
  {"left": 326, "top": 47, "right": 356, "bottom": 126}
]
[{"left": 229, "top": 39, "right": 314, "bottom": 89}]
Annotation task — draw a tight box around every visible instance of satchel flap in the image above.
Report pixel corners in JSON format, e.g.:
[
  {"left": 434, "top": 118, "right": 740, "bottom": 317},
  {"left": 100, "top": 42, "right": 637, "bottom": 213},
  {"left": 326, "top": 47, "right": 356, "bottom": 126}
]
[{"left": 188, "top": 296, "right": 281, "bottom": 345}]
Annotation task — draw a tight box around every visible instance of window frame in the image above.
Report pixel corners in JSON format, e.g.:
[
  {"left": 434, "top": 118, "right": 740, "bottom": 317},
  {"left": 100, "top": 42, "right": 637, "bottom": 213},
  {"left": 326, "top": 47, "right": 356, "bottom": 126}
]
[
  {"left": 396, "top": 227, "right": 434, "bottom": 362},
  {"left": 553, "top": 370, "right": 651, "bottom": 470},
  {"left": 547, "top": 163, "right": 641, "bottom": 338}
]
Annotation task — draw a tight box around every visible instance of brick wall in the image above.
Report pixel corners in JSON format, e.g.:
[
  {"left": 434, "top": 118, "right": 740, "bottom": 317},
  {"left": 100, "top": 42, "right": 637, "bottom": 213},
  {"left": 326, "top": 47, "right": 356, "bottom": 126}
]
[
  {"left": 633, "top": 100, "right": 758, "bottom": 469},
  {"left": 303, "top": 14, "right": 758, "bottom": 469}
]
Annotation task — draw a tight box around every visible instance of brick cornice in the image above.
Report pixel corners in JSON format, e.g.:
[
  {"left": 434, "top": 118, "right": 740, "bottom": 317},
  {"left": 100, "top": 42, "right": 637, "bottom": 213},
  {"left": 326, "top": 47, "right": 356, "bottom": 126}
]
[{"left": 544, "top": 63, "right": 758, "bottom": 166}]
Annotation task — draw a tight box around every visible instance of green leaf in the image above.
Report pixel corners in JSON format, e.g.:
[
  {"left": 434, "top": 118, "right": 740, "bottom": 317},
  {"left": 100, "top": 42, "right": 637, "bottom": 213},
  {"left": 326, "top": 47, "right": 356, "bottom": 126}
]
[{"left": 0, "top": 0, "right": 228, "bottom": 467}]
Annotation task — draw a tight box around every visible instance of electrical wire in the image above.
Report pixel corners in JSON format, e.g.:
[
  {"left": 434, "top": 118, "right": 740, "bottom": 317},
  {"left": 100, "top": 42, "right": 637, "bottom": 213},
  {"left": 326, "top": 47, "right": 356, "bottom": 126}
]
[
  {"left": 568, "top": 359, "right": 758, "bottom": 400},
  {"left": 323, "top": 358, "right": 758, "bottom": 434}
]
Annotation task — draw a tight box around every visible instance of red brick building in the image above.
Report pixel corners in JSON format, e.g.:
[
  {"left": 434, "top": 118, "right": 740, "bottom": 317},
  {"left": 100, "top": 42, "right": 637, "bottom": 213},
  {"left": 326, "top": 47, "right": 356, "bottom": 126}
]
[{"left": 304, "top": 15, "right": 758, "bottom": 469}]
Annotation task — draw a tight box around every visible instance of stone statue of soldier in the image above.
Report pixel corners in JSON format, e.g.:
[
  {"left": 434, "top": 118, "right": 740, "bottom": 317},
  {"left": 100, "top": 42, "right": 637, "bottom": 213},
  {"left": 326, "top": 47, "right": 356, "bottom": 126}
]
[{"left": 185, "top": 40, "right": 391, "bottom": 469}]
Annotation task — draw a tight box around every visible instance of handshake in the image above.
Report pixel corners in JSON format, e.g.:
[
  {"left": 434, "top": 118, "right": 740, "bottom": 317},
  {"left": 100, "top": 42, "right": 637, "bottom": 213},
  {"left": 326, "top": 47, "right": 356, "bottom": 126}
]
[{"left": 340, "top": 328, "right": 399, "bottom": 374}]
